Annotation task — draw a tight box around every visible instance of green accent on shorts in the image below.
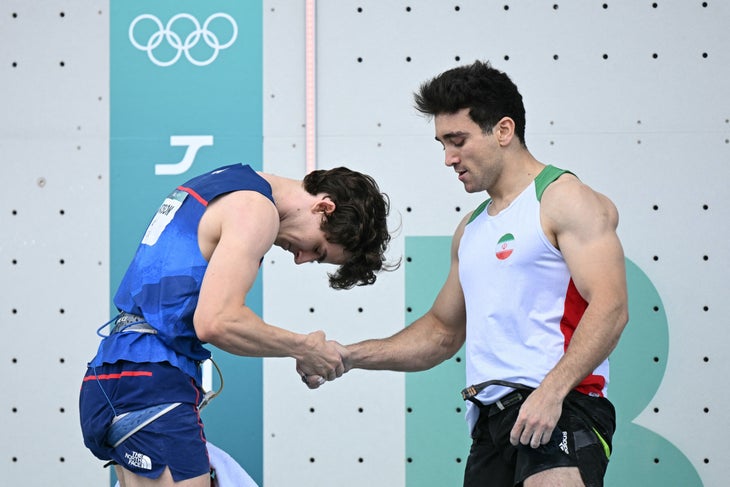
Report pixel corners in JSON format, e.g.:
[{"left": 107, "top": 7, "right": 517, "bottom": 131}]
[{"left": 593, "top": 427, "right": 611, "bottom": 459}]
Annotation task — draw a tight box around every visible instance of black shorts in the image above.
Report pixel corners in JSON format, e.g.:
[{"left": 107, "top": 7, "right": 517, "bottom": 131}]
[{"left": 463, "top": 389, "right": 615, "bottom": 487}]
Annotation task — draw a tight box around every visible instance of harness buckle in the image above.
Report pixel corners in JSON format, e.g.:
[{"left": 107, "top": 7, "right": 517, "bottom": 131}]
[
  {"left": 111, "top": 312, "right": 157, "bottom": 335},
  {"left": 495, "top": 391, "right": 524, "bottom": 411}
]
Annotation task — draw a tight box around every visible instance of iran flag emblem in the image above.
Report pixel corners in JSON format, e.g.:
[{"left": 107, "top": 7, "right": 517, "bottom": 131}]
[{"left": 495, "top": 233, "right": 515, "bottom": 260}]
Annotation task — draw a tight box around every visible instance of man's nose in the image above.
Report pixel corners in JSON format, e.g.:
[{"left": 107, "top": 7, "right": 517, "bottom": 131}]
[
  {"left": 294, "top": 250, "right": 317, "bottom": 265},
  {"left": 445, "top": 148, "right": 460, "bottom": 166}
]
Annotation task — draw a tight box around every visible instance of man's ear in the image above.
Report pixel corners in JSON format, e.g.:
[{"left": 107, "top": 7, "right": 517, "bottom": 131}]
[
  {"left": 312, "top": 197, "right": 336, "bottom": 216},
  {"left": 495, "top": 117, "right": 516, "bottom": 146}
]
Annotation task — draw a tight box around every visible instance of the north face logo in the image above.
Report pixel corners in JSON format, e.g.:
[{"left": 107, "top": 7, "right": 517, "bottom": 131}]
[{"left": 125, "top": 451, "right": 152, "bottom": 470}]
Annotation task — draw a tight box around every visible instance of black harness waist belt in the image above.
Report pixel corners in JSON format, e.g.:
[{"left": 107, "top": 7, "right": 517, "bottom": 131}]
[{"left": 461, "top": 379, "right": 534, "bottom": 413}]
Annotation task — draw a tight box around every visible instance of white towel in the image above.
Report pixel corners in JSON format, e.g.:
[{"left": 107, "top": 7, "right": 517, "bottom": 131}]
[
  {"left": 208, "top": 441, "right": 259, "bottom": 487},
  {"left": 112, "top": 441, "right": 258, "bottom": 487}
]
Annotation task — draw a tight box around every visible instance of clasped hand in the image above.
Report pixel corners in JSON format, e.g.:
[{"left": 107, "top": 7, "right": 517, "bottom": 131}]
[{"left": 294, "top": 331, "right": 350, "bottom": 389}]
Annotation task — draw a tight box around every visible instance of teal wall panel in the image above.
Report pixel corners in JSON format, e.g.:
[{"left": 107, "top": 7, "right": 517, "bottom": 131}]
[
  {"left": 606, "top": 259, "right": 701, "bottom": 486},
  {"left": 110, "top": 0, "right": 262, "bottom": 277},
  {"left": 405, "top": 236, "right": 469, "bottom": 487},
  {"left": 110, "top": 1, "right": 263, "bottom": 484}
]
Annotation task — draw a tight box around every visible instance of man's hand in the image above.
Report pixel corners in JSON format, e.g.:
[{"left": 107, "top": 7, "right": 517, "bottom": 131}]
[
  {"left": 297, "top": 339, "right": 350, "bottom": 389},
  {"left": 509, "top": 387, "right": 564, "bottom": 448},
  {"left": 293, "top": 331, "right": 344, "bottom": 380}
]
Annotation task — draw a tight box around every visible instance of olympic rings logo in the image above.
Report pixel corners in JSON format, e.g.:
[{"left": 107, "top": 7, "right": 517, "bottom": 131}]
[{"left": 129, "top": 13, "right": 238, "bottom": 67}]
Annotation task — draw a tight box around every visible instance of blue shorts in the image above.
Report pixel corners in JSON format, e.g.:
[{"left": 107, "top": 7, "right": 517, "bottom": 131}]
[{"left": 79, "top": 361, "right": 210, "bottom": 481}]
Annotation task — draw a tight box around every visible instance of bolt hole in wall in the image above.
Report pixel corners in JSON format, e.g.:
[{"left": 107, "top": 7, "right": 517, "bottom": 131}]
[{"left": 4, "top": 0, "right": 110, "bottom": 483}]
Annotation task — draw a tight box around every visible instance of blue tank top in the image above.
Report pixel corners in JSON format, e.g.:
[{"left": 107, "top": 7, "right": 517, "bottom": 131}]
[{"left": 89, "top": 164, "right": 274, "bottom": 383}]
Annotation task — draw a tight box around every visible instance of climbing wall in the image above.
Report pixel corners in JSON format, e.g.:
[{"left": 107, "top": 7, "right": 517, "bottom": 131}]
[
  {"left": 1, "top": 1, "right": 729, "bottom": 486},
  {"left": 0, "top": 1, "right": 109, "bottom": 484},
  {"left": 262, "top": 1, "right": 730, "bottom": 486}
]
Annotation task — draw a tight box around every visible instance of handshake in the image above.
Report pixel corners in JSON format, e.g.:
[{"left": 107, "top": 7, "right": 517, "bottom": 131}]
[{"left": 294, "top": 330, "right": 352, "bottom": 389}]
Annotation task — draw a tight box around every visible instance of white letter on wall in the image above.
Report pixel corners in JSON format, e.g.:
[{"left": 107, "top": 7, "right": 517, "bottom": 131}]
[{"left": 155, "top": 135, "right": 214, "bottom": 175}]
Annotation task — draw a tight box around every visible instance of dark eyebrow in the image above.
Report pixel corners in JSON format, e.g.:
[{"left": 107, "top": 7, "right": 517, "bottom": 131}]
[{"left": 436, "top": 131, "right": 468, "bottom": 143}]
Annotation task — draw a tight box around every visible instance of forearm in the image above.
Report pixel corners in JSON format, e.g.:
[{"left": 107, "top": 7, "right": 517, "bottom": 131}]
[
  {"left": 195, "top": 305, "right": 307, "bottom": 359},
  {"left": 347, "top": 337, "right": 426, "bottom": 372},
  {"left": 347, "top": 314, "right": 464, "bottom": 372},
  {"left": 540, "top": 299, "right": 628, "bottom": 398}
]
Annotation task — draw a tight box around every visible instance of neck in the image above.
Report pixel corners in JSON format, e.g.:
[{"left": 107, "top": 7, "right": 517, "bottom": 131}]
[
  {"left": 487, "top": 154, "right": 544, "bottom": 213},
  {"left": 258, "top": 172, "right": 312, "bottom": 225}
]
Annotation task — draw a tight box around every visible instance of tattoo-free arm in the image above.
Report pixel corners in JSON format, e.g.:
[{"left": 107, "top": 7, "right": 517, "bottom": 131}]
[
  {"left": 510, "top": 176, "right": 629, "bottom": 447},
  {"left": 345, "top": 216, "right": 469, "bottom": 372},
  {"left": 193, "top": 191, "right": 344, "bottom": 380}
]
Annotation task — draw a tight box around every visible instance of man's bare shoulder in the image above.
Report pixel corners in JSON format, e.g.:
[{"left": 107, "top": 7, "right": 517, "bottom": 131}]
[
  {"left": 541, "top": 172, "right": 619, "bottom": 238},
  {"left": 198, "top": 190, "right": 279, "bottom": 260}
]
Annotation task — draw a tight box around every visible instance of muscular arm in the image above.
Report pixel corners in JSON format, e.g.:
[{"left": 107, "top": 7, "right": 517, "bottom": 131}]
[
  {"left": 193, "top": 191, "right": 343, "bottom": 379},
  {"left": 511, "top": 175, "right": 629, "bottom": 447},
  {"left": 345, "top": 216, "right": 468, "bottom": 372}
]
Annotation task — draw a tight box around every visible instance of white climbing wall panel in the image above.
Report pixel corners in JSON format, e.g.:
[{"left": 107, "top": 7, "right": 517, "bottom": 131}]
[
  {"left": 263, "top": 1, "right": 730, "bottom": 486},
  {"left": 1, "top": 1, "right": 110, "bottom": 485},
  {"left": 1, "top": 1, "right": 729, "bottom": 485}
]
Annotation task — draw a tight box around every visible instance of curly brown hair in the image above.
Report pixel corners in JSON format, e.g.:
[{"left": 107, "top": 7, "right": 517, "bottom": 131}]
[{"left": 303, "top": 167, "right": 395, "bottom": 289}]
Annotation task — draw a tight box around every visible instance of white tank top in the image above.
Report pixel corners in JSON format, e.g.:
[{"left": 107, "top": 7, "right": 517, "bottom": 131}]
[{"left": 458, "top": 166, "right": 609, "bottom": 431}]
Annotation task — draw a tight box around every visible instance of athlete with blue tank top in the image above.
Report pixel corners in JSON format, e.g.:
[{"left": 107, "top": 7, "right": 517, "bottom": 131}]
[{"left": 79, "top": 163, "right": 393, "bottom": 486}]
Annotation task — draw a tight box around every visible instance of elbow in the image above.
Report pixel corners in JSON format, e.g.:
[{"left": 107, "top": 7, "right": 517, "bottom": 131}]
[
  {"left": 617, "top": 300, "right": 629, "bottom": 332},
  {"left": 609, "top": 301, "right": 630, "bottom": 351},
  {"left": 444, "top": 334, "right": 466, "bottom": 361},
  {"left": 433, "top": 328, "right": 466, "bottom": 366},
  {"left": 193, "top": 310, "right": 224, "bottom": 344}
]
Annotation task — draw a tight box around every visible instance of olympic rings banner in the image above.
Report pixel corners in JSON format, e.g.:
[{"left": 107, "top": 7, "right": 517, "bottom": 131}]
[
  {"left": 110, "top": 1, "right": 264, "bottom": 484},
  {"left": 128, "top": 12, "right": 239, "bottom": 68}
]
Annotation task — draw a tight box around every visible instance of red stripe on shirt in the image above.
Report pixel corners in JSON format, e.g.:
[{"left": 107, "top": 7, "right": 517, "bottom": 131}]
[
  {"left": 178, "top": 185, "right": 208, "bottom": 206},
  {"left": 83, "top": 371, "right": 153, "bottom": 382},
  {"left": 560, "top": 279, "right": 606, "bottom": 396}
]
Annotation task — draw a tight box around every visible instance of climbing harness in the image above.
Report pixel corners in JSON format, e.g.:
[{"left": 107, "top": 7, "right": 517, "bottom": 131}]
[{"left": 94, "top": 313, "right": 224, "bottom": 449}]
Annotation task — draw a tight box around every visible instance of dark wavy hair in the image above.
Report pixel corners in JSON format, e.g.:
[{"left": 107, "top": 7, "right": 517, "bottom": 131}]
[
  {"left": 414, "top": 60, "right": 528, "bottom": 147},
  {"left": 303, "top": 167, "right": 395, "bottom": 290}
]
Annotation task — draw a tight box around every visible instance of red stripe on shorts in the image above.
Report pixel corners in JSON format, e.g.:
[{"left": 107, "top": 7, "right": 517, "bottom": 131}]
[{"left": 83, "top": 370, "right": 153, "bottom": 382}]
